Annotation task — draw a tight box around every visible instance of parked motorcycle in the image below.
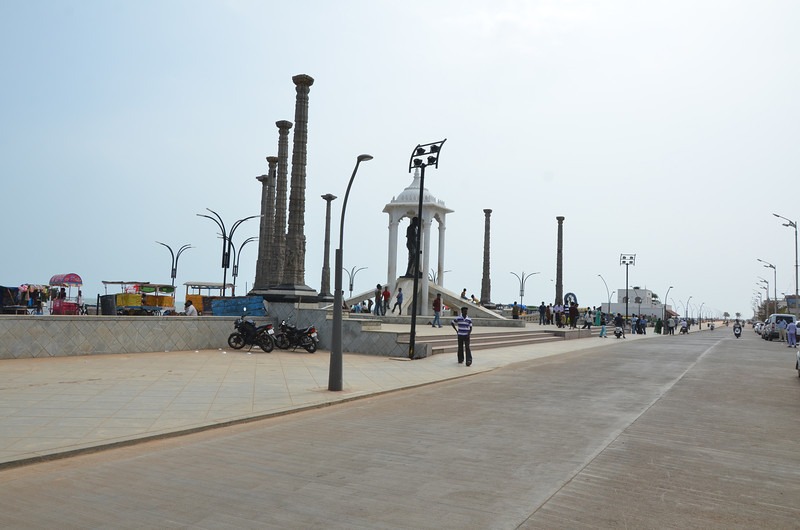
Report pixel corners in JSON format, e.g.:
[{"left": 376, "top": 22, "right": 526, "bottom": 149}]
[
  {"left": 228, "top": 314, "right": 275, "bottom": 352},
  {"left": 274, "top": 320, "right": 319, "bottom": 353}
]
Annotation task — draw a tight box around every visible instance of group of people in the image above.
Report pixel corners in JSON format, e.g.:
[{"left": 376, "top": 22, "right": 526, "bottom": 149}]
[
  {"left": 774, "top": 318, "right": 798, "bottom": 348},
  {"left": 347, "top": 285, "right": 404, "bottom": 315}
]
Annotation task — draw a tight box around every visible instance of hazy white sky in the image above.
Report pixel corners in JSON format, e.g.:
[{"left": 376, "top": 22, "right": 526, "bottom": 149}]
[{"left": 3, "top": 0, "right": 799, "bottom": 317}]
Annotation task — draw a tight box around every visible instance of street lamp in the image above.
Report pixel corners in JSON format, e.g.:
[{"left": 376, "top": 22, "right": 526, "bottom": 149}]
[
  {"left": 510, "top": 271, "right": 540, "bottom": 308},
  {"left": 196, "top": 208, "right": 260, "bottom": 296},
  {"left": 231, "top": 236, "right": 258, "bottom": 296},
  {"left": 773, "top": 213, "right": 798, "bottom": 299},
  {"left": 663, "top": 286, "right": 674, "bottom": 329},
  {"left": 344, "top": 265, "right": 367, "bottom": 299},
  {"left": 598, "top": 274, "right": 612, "bottom": 315},
  {"left": 407, "top": 139, "right": 446, "bottom": 360},
  {"left": 757, "top": 258, "right": 778, "bottom": 314},
  {"left": 329, "top": 154, "right": 373, "bottom": 392},
  {"left": 684, "top": 295, "right": 692, "bottom": 320},
  {"left": 620, "top": 254, "right": 636, "bottom": 330},
  {"left": 698, "top": 302, "right": 705, "bottom": 329},
  {"left": 155, "top": 242, "right": 192, "bottom": 287}
]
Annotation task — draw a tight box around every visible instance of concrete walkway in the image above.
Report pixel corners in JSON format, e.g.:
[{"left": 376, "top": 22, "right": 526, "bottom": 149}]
[{"left": 0, "top": 323, "right": 657, "bottom": 468}]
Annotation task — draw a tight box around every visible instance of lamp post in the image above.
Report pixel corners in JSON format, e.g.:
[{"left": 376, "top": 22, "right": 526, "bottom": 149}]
[
  {"left": 598, "top": 274, "right": 612, "bottom": 315},
  {"left": 407, "top": 139, "right": 446, "bottom": 360},
  {"left": 757, "top": 258, "right": 778, "bottom": 314},
  {"left": 773, "top": 213, "right": 798, "bottom": 300},
  {"left": 620, "top": 254, "right": 636, "bottom": 330},
  {"left": 698, "top": 302, "right": 705, "bottom": 329},
  {"left": 155, "top": 242, "right": 192, "bottom": 287},
  {"left": 663, "top": 285, "right": 673, "bottom": 329},
  {"left": 758, "top": 278, "right": 770, "bottom": 316},
  {"left": 510, "top": 271, "right": 540, "bottom": 308},
  {"left": 231, "top": 236, "right": 258, "bottom": 296},
  {"left": 684, "top": 295, "right": 692, "bottom": 320},
  {"left": 196, "top": 208, "right": 260, "bottom": 296},
  {"left": 344, "top": 265, "right": 367, "bottom": 299},
  {"left": 329, "top": 154, "right": 373, "bottom": 392}
]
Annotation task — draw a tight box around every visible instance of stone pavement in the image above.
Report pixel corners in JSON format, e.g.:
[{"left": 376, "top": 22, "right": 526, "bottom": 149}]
[{"left": 0, "top": 323, "right": 657, "bottom": 468}]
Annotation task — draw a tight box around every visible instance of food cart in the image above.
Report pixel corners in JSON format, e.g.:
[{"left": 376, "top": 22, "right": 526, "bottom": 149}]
[
  {"left": 184, "top": 282, "right": 234, "bottom": 314},
  {"left": 49, "top": 273, "right": 83, "bottom": 315},
  {"left": 101, "top": 281, "right": 176, "bottom": 315}
]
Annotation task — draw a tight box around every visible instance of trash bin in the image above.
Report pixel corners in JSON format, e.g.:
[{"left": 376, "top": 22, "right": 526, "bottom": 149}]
[{"left": 100, "top": 295, "right": 117, "bottom": 315}]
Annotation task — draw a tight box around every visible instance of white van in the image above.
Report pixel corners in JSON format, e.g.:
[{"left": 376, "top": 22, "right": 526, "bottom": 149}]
[{"left": 762, "top": 314, "right": 797, "bottom": 341}]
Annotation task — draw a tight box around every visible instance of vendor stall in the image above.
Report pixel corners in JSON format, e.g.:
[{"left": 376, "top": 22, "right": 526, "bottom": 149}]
[
  {"left": 49, "top": 273, "right": 83, "bottom": 315},
  {"left": 101, "top": 281, "right": 176, "bottom": 315}
]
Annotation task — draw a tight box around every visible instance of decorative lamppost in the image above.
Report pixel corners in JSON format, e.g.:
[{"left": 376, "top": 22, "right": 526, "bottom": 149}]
[
  {"left": 407, "top": 139, "right": 446, "bottom": 360},
  {"left": 231, "top": 236, "right": 258, "bottom": 296},
  {"left": 773, "top": 213, "right": 798, "bottom": 299},
  {"left": 757, "top": 258, "right": 778, "bottom": 314},
  {"left": 698, "top": 302, "right": 705, "bottom": 329},
  {"left": 319, "top": 194, "right": 338, "bottom": 299},
  {"left": 684, "top": 295, "right": 693, "bottom": 320},
  {"left": 663, "top": 285, "right": 674, "bottom": 328},
  {"left": 510, "top": 271, "right": 539, "bottom": 308},
  {"left": 329, "top": 154, "right": 373, "bottom": 392},
  {"left": 196, "top": 208, "right": 260, "bottom": 296},
  {"left": 344, "top": 265, "right": 367, "bottom": 299},
  {"left": 155, "top": 242, "right": 192, "bottom": 287},
  {"left": 620, "top": 254, "right": 636, "bottom": 330},
  {"left": 598, "top": 274, "right": 612, "bottom": 315}
]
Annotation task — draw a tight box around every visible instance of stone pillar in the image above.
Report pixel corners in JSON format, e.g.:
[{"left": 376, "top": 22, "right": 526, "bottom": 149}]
[
  {"left": 251, "top": 157, "right": 278, "bottom": 293},
  {"left": 421, "top": 213, "right": 432, "bottom": 316},
  {"left": 271, "top": 120, "right": 292, "bottom": 289},
  {"left": 319, "top": 193, "right": 337, "bottom": 300},
  {"left": 480, "top": 209, "right": 493, "bottom": 307},
  {"left": 555, "top": 216, "right": 565, "bottom": 306},
  {"left": 283, "top": 73, "right": 314, "bottom": 288},
  {"left": 387, "top": 217, "right": 399, "bottom": 294}
]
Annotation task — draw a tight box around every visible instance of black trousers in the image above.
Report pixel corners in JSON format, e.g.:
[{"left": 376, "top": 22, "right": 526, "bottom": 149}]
[{"left": 457, "top": 335, "right": 472, "bottom": 364}]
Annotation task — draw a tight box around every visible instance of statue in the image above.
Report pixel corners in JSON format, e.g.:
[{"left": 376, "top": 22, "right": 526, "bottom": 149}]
[{"left": 404, "top": 216, "right": 419, "bottom": 277}]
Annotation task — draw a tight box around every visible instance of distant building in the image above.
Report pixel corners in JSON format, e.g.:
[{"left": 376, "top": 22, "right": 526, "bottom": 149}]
[{"left": 600, "top": 287, "right": 677, "bottom": 319}]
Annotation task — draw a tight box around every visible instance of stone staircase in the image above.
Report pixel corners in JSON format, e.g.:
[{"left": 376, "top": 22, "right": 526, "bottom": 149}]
[{"left": 396, "top": 328, "right": 570, "bottom": 356}]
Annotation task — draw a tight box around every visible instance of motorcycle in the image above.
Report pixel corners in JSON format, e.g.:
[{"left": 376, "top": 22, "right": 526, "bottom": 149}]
[
  {"left": 733, "top": 324, "right": 742, "bottom": 338},
  {"left": 228, "top": 314, "right": 275, "bottom": 352},
  {"left": 274, "top": 320, "right": 319, "bottom": 353},
  {"left": 614, "top": 326, "right": 623, "bottom": 339}
]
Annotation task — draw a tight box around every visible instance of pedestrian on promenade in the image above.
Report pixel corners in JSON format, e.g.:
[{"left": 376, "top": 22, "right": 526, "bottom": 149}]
[
  {"left": 599, "top": 312, "right": 607, "bottom": 338},
  {"left": 512, "top": 302, "right": 520, "bottom": 320},
  {"left": 788, "top": 320, "right": 797, "bottom": 348},
  {"left": 432, "top": 293, "right": 443, "bottom": 328},
  {"left": 546, "top": 304, "right": 552, "bottom": 325},
  {"left": 614, "top": 312, "right": 626, "bottom": 338},
  {"left": 374, "top": 284, "right": 383, "bottom": 316},
  {"left": 569, "top": 302, "right": 579, "bottom": 329},
  {"left": 382, "top": 286, "right": 391, "bottom": 314},
  {"left": 778, "top": 319, "right": 788, "bottom": 342},
  {"left": 391, "top": 288, "right": 403, "bottom": 314},
  {"left": 538, "top": 302, "right": 546, "bottom": 325},
  {"left": 667, "top": 317, "right": 675, "bottom": 335},
  {"left": 451, "top": 306, "right": 473, "bottom": 366},
  {"left": 553, "top": 302, "right": 563, "bottom": 328},
  {"left": 582, "top": 308, "right": 592, "bottom": 329}
]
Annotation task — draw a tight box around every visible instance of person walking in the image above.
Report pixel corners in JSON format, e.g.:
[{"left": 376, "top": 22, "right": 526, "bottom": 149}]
[
  {"left": 778, "top": 318, "right": 788, "bottom": 342},
  {"left": 538, "top": 302, "right": 546, "bottom": 325},
  {"left": 788, "top": 320, "right": 797, "bottom": 348},
  {"left": 451, "top": 306, "right": 473, "bottom": 366},
  {"left": 432, "top": 293, "right": 443, "bottom": 328},
  {"left": 614, "top": 312, "right": 626, "bottom": 338},
  {"left": 667, "top": 317, "right": 675, "bottom": 335},
  {"left": 374, "top": 284, "right": 383, "bottom": 316},
  {"left": 599, "top": 312, "right": 607, "bottom": 338},
  {"left": 391, "top": 288, "right": 403, "bottom": 314},
  {"left": 511, "top": 302, "right": 520, "bottom": 320},
  {"left": 382, "top": 286, "right": 391, "bottom": 315}
]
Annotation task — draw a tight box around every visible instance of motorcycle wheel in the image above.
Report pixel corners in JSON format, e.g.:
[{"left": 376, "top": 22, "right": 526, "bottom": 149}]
[
  {"left": 303, "top": 339, "right": 317, "bottom": 353},
  {"left": 257, "top": 331, "right": 274, "bottom": 353},
  {"left": 228, "top": 332, "right": 246, "bottom": 350},
  {"left": 274, "top": 334, "right": 291, "bottom": 350}
]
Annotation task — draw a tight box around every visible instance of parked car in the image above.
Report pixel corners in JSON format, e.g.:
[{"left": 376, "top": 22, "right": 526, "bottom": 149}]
[
  {"left": 754, "top": 321, "right": 764, "bottom": 334},
  {"left": 762, "top": 314, "right": 797, "bottom": 341}
]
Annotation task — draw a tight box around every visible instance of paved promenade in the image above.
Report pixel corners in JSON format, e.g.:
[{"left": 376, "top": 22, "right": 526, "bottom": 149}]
[{"left": 0, "top": 323, "right": 632, "bottom": 468}]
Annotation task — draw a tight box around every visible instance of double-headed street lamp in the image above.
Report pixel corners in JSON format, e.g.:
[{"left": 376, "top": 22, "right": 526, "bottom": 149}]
[
  {"left": 620, "top": 254, "right": 636, "bottom": 327},
  {"left": 663, "top": 285, "right": 674, "bottom": 328},
  {"left": 196, "top": 208, "right": 260, "bottom": 296},
  {"left": 329, "top": 154, "right": 373, "bottom": 392},
  {"left": 231, "top": 236, "right": 258, "bottom": 295},
  {"left": 757, "top": 258, "right": 778, "bottom": 314},
  {"left": 344, "top": 265, "right": 367, "bottom": 299},
  {"left": 684, "top": 295, "right": 692, "bottom": 320},
  {"left": 698, "top": 302, "right": 705, "bottom": 328},
  {"left": 155, "top": 242, "right": 192, "bottom": 287},
  {"left": 773, "top": 213, "right": 798, "bottom": 298},
  {"left": 510, "top": 271, "right": 540, "bottom": 308},
  {"left": 407, "top": 139, "right": 446, "bottom": 360}
]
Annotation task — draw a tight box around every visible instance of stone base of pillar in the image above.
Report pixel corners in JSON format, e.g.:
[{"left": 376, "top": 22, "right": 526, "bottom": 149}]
[{"left": 259, "top": 284, "right": 320, "bottom": 304}]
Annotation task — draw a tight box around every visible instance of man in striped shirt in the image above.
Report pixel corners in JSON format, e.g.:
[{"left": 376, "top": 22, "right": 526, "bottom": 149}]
[{"left": 451, "top": 306, "right": 473, "bottom": 366}]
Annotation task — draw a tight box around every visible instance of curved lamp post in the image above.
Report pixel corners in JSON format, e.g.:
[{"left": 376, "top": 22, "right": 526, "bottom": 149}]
[
  {"left": 155, "top": 242, "right": 192, "bottom": 287},
  {"left": 329, "top": 154, "right": 373, "bottom": 392},
  {"left": 510, "top": 271, "right": 539, "bottom": 308},
  {"left": 773, "top": 213, "right": 798, "bottom": 298},
  {"left": 407, "top": 139, "right": 446, "bottom": 360},
  {"left": 196, "top": 208, "right": 260, "bottom": 295},
  {"left": 684, "top": 295, "right": 692, "bottom": 320},
  {"left": 698, "top": 301, "right": 705, "bottom": 329},
  {"left": 231, "top": 236, "right": 258, "bottom": 296},
  {"left": 344, "top": 265, "right": 367, "bottom": 299},
  {"left": 757, "top": 258, "right": 778, "bottom": 314},
  {"left": 598, "top": 274, "right": 611, "bottom": 315},
  {"left": 663, "top": 285, "right": 674, "bottom": 329}
]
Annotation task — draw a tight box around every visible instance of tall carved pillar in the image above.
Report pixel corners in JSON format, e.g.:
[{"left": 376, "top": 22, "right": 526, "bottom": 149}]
[
  {"left": 319, "top": 193, "right": 337, "bottom": 299},
  {"left": 251, "top": 156, "right": 277, "bottom": 292},
  {"left": 555, "top": 216, "right": 565, "bottom": 306},
  {"left": 283, "top": 74, "right": 314, "bottom": 288},
  {"left": 480, "top": 209, "right": 493, "bottom": 307},
  {"left": 271, "top": 120, "right": 292, "bottom": 288}
]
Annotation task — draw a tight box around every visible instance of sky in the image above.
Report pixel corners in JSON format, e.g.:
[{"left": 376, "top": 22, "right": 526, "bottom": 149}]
[{"left": 2, "top": 0, "right": 800, "bottom": 318}]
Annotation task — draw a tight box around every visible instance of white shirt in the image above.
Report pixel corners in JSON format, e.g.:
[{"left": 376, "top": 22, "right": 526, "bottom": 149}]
[{"left": 185, "top": 304, "right": 198, "bottom": 316}]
